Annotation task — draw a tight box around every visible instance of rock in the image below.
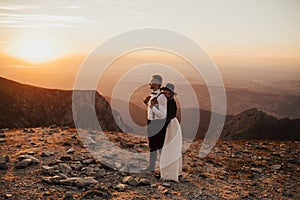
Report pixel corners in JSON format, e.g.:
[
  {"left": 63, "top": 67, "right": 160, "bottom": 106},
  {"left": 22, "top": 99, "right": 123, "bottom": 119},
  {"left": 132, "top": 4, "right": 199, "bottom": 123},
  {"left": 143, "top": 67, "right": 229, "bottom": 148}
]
[
  {"left": 115, "top": 183, "right": 127, "bottom": 191},
  {"left": 58, "top": 163, "right": 72, "bottom": 173},
  {"left": 42, "top": 174, "right": 68, "bottom": 184},
  {"left": 139, "top": 178, "right": 150, "bottom": 186},
  {"left": 63, "top": 191, "right": 74, "bottom": 200},
  {"left": 122, "top": 176, "right": 139, "bottom": 186},
  {"left": 82, "top": 158, "right": 96, "bottom": 165},
  {"left": 0, "top": 138, "right": 6, "bottom": 143},
  {"left": 283, "top": 190, "right": 292, "bottom": 197},
  {"left": 271, "top": 164, "right": 282, "bottom": 170},
  {"left": 80, "top": 190, "right": 110, "bottom": 199},
  {"left": 122, "top": 176, "right": 132, "bottom": 184},
  {"left": 250, "top": 167, "right": 263, "bottom": 173},
  {"left": 162, "top": 182, "right": 171, "bottom": 188},
  {"left": 27, "top": 151, "right": 35, "bottom": 155},
  {"left": 162, "top": 188, "right": 172, "bottom": 195},
  {"left": 17, "top": 155, "right": 39, "bottom": 164},
  {"left": 0, "top": 133, "right": 5, "bottom": 138},
  {"left": 287, "top": 158, "right": 298, "bottom": 164},
  {"left": 81, "top": 167, "right": 94, "bottom": 176},
  {"left": 5, "top": 194, "right": 13, "bottom": 199},
  {"left": 51, "top": 174, "right": 68, "bottom": 184},
  {"left": 71, "top": 134, "right": 77, "bottom": 139},
  {"left": 0, "top": 128, "right": 9, "bottom": 133},
  {"left": 67, "top": 147, "right": 75, "bottom": 154},
  {"left": 41, "top": 166, "right": 57, "bottom": 175},
  {"left": 42, "top": 176, "right": 53, "bottom": 184},
  {"left": 0, "top": 162, "right": 8, "bottom": 170},
  {"left": 0, "top": 155, "right": 9, "bottom": 162},
  {"left": 70, "top": 162, "right": 83, "bottom": 171},
  {"left": 60, "top": 155, "right": 72, "bottom": 161},
  {"left": 59, "top": 177, "right": 98, "bottom": 187},
  {"left": 15, "top": 158, "right": 32, "bottom": 169},
  {"left": 41, "top": 151, "right": 54, "bottom": 157}
]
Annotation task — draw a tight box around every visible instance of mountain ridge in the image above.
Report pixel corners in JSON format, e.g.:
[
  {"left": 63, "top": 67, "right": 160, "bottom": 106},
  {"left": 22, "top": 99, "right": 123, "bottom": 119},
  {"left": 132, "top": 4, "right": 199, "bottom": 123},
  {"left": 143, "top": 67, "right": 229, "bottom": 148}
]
[
  {"left": 0, "top": 77, "right": 120, "bottom": 131},
  {"left": 0, "top": 77, "right": 299, "bottom": 140}
]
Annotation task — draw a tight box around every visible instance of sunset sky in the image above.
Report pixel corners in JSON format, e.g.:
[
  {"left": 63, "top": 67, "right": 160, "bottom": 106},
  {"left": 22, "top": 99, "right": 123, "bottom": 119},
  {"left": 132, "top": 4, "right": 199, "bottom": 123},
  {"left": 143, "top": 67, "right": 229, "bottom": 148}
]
[{"left": 0, "top": 0, "right": 299, "bottom": 89}]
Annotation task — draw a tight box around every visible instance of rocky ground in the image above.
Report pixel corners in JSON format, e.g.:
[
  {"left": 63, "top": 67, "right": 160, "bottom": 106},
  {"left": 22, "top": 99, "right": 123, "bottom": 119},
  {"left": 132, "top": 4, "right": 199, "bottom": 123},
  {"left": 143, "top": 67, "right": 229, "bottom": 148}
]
[{"left": 0, "top": 126, "right": 299, "bottom": 199}]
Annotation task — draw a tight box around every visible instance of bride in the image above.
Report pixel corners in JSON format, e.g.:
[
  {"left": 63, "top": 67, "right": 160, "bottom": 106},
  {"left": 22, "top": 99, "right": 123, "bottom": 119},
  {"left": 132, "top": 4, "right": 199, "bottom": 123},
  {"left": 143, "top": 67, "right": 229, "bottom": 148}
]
[{"left": 159, "top": 83, "right": 182, "bottom": 182}]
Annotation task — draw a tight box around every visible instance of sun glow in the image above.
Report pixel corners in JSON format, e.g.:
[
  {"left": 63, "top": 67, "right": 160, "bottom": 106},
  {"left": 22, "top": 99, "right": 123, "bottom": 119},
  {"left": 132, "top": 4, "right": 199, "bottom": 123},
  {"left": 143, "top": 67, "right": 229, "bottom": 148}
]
[{"left": 8, "top": 38, "right": 62, "bottom": 63}]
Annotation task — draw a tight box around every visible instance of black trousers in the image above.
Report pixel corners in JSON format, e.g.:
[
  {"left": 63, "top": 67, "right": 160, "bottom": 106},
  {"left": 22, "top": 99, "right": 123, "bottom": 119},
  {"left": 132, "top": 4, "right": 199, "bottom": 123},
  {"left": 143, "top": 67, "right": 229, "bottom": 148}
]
[{"left": 147, "top": 119, "right": 168, "bottom": 152}]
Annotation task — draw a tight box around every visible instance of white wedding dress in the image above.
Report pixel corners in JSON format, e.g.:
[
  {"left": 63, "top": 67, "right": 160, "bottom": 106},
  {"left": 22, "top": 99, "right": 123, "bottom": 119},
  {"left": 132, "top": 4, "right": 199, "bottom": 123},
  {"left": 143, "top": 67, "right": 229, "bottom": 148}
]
[{"left": 160, "top": 117, "right": 182, "bottom": 182}]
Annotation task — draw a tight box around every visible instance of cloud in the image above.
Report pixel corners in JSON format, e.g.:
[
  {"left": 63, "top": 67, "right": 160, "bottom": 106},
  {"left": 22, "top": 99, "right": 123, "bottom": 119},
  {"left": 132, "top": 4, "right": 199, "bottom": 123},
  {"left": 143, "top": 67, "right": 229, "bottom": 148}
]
[
  {"left": 0, "top": 2, "right": 93, "bottom": 28},
  {"left": 7, "top": 64, "right": 57, "bottom": 69},
  {"left": 0, "top": 13, "right": 94, "bottom": 28},
  {"left": 0, "top": 4, "right": 41, "bottom": 11}
]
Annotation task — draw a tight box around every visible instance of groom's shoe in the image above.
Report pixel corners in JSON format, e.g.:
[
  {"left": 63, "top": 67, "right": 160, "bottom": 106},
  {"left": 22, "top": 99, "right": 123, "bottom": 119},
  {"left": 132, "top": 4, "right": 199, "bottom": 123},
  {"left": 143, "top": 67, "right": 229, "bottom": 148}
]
[{"left": 141, "top": 166, "right": 155, "bottom": 173}]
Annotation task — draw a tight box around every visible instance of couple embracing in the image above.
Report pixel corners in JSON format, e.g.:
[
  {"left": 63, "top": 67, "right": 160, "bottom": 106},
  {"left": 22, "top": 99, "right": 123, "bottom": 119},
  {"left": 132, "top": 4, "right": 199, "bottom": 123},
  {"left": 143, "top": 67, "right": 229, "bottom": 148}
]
[{"left": 142, "top": 75, "right": 182, "bottom": 182}]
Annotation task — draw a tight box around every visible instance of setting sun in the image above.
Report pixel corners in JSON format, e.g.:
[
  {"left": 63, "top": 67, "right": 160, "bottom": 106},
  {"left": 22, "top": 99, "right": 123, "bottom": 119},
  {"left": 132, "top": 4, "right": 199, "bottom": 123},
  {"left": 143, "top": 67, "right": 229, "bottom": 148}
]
[
  {"left": 19, "top": 39, "right": 53, "bottom": 62},
  {"left": 7, "top": 37, "right": 64, "bottom": 63}
]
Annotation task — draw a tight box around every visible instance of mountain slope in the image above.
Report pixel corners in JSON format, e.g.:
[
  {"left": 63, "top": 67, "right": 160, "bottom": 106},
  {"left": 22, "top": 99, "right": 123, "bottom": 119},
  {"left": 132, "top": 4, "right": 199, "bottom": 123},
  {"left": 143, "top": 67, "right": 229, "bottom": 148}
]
[
  {"left": 221, "top": 108, "right": 300, "bottom": 140},
  {"left": 0, "top": 77, "right": 120, "bottom": 131}
]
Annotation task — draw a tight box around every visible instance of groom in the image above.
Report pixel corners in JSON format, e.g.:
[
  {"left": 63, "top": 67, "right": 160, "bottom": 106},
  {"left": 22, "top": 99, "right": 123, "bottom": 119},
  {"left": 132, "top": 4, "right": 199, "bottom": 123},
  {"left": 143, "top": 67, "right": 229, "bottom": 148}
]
[{"left": 142, "top": 75, "right": 168, "bottom": 172}]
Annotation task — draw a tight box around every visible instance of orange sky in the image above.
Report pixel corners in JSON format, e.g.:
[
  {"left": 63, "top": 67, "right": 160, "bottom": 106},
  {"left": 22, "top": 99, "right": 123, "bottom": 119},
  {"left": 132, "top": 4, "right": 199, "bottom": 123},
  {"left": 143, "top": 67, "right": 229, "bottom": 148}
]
[{"left": 0, "top": 0, "right": 299, "bottom": 89}]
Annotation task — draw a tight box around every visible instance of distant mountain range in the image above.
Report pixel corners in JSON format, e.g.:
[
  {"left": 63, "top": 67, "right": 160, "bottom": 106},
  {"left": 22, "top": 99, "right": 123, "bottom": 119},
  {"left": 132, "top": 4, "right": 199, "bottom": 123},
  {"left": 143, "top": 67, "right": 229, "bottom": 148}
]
[
  {"left": 220, "top": 108, "right": 300, "bottom": 140},
  {"left": 100, "top": 83, "right": 300, "bottom": 119},
  {"left": 0, "top": 77, "right": 299, "bottom": 140},
  {"left": 105, "top": 97, "right": 300, "bottom": 140}
]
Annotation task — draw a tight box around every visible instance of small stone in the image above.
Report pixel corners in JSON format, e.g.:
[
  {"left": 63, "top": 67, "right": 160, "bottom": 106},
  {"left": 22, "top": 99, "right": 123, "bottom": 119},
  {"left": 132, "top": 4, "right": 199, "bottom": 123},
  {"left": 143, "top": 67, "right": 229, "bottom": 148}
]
[
  {"left": 60, "top": 155, "right": 72, "bottom": 161},
  {"left": 44, "top": 191, "right": 51, "bottom": 196},
  {"left": 59, "top": 177, "right": 98, "bottom": 187},
  {"left": 58, "top": 163, "right": 72, "bottom": 173},
  {"left": 81, "top": 167, "right": 94, "bottom": 176},
  {"left": 71, "top": 134, "right": 77, "bottom": 139},
  {"left": 27, "top": 151, "right": 35, "bottom": 155},
  {"left": 283, "top": 190, "right": 292, "bottom": 196},
  {"left": 162, "top": 188, "right": 172, "bottom": 195},
  {"left": 122, "top": 176, "right": 139, "bottom": 186},
  {"left": 41, "top": 166, "right": 57, "bottom": 175},
  {"left": 42, "top": 176, "right": 53, "bottom": 184},
  {"left": 49, "top": 159, "right": 64, "bottom": 166},
  {"left": 63, "top": 191, "right": 74, "bottom": 200},
  {"left": 162, "top": 182, "right": 171, "bottom": 188},
  {"left": 51, "top": 174, "right": 68, "bottom": 184},
  {"left": 0, "top": 128, "right": 9, "bottom": 133},
  {"left": 18, "top": 155, "right": 39, "bottom": 164},
  {"left": 5, "top": 194, "right": 13, "bottom": 199},
  {"left": 15, "top": 158, "right": 32, "bottom": 169},
  {"left": 115, "top": 183, "right": 127, "bottom": 191},
  {"left": 250, "top": 167, "right": 263, "bottom": 173},
  {"left": 82, "top": 158, "right": 95, "bottom": 165},
  {"left": 0, "top": 155, "right": 9, "bottom": 162},
  {"left": 139, "top": 178, "right": 150, "bottom": 186},
  {"left": 81, "top": 190, "right": 109, "bottom": 199},
  {"left": 70, "top": 163, "right": 83, "bottom": 171},
  {"left": 67, "top": 147, "right": 75, "bottom": 154},
  {"left": 41, "top": 152, "right": 54, "bottom": 157},
  {"left": 122, "top": 176, "right": 132, "bottom": 184},
  {"left": 0, "top": 162, "right": 8, "bottom": 170},
  {"left": 272, "top": 164, "right": 282, "bottom": 170}
]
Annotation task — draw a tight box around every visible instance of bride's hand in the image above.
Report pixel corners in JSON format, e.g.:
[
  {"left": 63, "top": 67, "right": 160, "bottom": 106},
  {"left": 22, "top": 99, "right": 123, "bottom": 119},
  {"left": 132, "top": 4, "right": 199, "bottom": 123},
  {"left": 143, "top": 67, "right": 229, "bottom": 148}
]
[{"left": 143, "top": 96, "right": 151, "bottom": 104}]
